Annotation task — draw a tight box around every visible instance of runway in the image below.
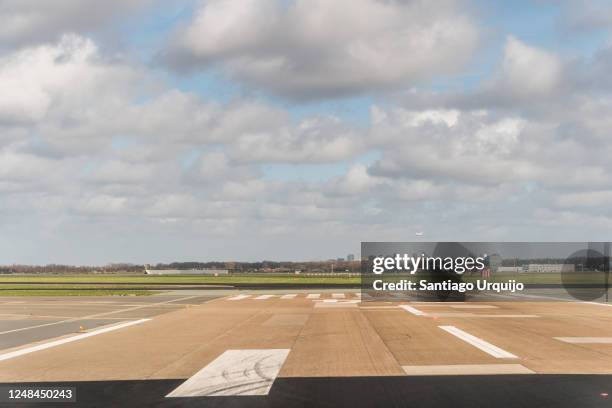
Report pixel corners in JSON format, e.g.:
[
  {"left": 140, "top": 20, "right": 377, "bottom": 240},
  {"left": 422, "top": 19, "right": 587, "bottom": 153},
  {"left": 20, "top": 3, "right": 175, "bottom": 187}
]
[{"left": 1, "top": 291, "right": 612, "bottom": 407}]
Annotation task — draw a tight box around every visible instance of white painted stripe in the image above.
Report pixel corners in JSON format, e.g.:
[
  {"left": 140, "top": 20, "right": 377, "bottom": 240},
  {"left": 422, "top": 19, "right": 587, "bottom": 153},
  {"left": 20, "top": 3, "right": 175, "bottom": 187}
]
[
  {"left": 402, "top": 364, "right": 533, "bottom": 376},
  {"left": 359, "top": 306, "right": 401, "bottom": 310},
  {"left": 0, "top": 319, "right": 150, "bottom": 362},
  {"left": 438, "top": 326, "right": 518, "bottom": 359},
  {"left": 254, "top": 295, "right": 275, "bottom": 300},
  {"left": 332, "top": 293, "right": 345, "bottom": 299},
  {"left": 280, "top": 294, "right": 297, "bottom": 299},
  {"left": 555, "top": 337, "right": 612, "bottom": 344},
  {"left": 429, "top": 313, "right": 538, "bottom": 318},
  {"left": 306, "top": 294, "right": 320, "bottom": 299},
  {"left": 586, "top": 301, "right": 612, "bottom": 308},
  {"left": 399, "top": 305, "right": 427, "bottom": 316},
  {"left": 0, "top": 296, "right": 199, "bottom": 335},
  {"left": 227, "top": 295, "right": 250, "bottom": 301},
  {"left": 450, "top": 305, "right": 497, "bottom": 309},
  {"left": 353, "top": 293, "right": 362, "bottom": 298},
  {"left": 166, "top": 349, "right": 290, "bottom": 397}
]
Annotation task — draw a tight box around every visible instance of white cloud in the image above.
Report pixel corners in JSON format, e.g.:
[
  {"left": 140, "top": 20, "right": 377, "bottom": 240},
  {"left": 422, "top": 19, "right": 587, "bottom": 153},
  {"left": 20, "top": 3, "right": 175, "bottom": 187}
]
[
  {"left": 329, "top": 164, "right": 385, "bottom": 196},
  {"left": 164, "top": 0, "right": 478, "bottom": 98},
  {"left": 4, "top": 21, "right": 612, "bottom": 263},
  {"left": 75, "top": 194, "right": 129, "bottom": 216},
  {"left": 484, "top": 36, "right": 564, "bottom": 101},
  {"left": 555, "top": 191, "right": 612, "bottom": 208},
  {"left": 227, "top": 116, "right": 364, "bottom": 164},
  {"left": 0, "top": 0, "right": 155, "bottom": 48}
]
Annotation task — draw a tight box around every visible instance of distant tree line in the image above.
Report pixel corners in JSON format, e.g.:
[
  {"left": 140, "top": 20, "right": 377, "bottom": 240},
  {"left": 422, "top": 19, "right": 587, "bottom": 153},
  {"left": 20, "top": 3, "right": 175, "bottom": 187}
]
[{"left": 0, "top": 260, "right": 361, "bottom": 274}]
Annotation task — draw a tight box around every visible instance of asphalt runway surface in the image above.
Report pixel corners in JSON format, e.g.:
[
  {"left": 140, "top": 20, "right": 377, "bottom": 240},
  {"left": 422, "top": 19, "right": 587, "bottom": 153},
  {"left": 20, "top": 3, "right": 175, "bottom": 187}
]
[{"left": 1, "top": 291, "right": 612, "bottom": 407}]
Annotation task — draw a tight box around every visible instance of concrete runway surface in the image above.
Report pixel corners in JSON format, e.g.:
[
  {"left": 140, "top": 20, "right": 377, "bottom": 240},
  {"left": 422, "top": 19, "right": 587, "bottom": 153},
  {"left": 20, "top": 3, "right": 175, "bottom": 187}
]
[{"left": 1, "top": 291, "right": 612, "bottom": 407}]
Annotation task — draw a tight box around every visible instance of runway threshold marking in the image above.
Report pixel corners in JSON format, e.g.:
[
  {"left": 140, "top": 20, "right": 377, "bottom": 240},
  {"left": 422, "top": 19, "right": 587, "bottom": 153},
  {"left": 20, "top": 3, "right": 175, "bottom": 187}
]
[
  {"left": 280, "top": 294, "right": 297, "bottom": 299},
  {"left": 227, "top": 294, "right": 251, "bottom": 301},
  {"left": 166, "top": 349, "right": 290, "bottom": 397},
  {"left": 0, "top": 296, "right": 201, "bottom": 335},
  {"left": 0, "top": 319, "right": 150, "bottom": 362},
  {"left": 306, "top": 294, "right": 320, "bottom": 299},
  {"left": 399, "top": 305, "right": 427, "bottom": 316},
  {"left": 254, "top": 295, "right": 275, "bottom": 300},
  {"left": 332, "top": 293, "right": 345, "bottom": 299},
  {"left": 438, "top": 326, "right": 518, "bottom": 359},
  {"left": 555, "top": 337, "right": 612, "bottom": 344},
  {"left": 402, "top": 364, "right": 534, "bottom": 375}
]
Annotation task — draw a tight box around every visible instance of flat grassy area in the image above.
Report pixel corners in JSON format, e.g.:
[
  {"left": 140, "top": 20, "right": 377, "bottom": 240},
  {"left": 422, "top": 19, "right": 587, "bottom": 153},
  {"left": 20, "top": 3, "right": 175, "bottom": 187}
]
[
  {"left": 1, "top": 272, "right": 604, "bottom": 287},
  {"left": 0, "top": 274, "right": 361, "bottom": 285},
  {"left": 0, "top": 289, "right": 159, "bottom": 297},
  {"left": 367, "top": 271, "right": 608, "bottom": 284},
  {"left": 481, "top": 272, "right": 607, "bottom": 284}
]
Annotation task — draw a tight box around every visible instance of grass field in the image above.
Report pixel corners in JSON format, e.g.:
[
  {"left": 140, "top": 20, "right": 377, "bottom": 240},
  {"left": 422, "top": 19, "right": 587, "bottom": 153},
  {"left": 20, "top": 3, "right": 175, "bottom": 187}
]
[
  {"left": 0, "top": 274, "right": 360, "bottom": 295},
  {"left": 0, "top": 272, "right": 606, "bottom": 285},
  {"left": 367, "top": 271, "right": 608, "bottom": 284},
  {"left": 0, "top": 289, "right": 159, "bottom": 296},
  {"left": 0, "top": 271, "right": 606, "bottom": 297}
]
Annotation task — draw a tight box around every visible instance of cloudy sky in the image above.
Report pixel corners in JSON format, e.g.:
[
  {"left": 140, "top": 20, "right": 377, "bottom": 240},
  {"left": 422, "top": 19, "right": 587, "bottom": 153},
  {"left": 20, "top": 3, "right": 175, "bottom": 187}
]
[{"left": 1, "top": 0, "right": 612, "bottom": 265}]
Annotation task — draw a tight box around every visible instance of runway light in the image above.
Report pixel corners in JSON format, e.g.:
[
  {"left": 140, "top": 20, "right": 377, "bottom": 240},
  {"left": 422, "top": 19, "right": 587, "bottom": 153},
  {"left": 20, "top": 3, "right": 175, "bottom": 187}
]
[{"left": 600, "top": 392, "right": 608, "bottom": 398}]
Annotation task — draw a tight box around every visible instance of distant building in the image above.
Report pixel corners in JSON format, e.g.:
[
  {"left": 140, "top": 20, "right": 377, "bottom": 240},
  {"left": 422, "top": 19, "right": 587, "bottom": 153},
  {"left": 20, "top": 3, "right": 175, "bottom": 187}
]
[
  {"left": 347, "top": 254, "right": 355, "bottom": 261},
  {"left": 144, "top": 268, "right": 228, "bottom": 275},
  {"left": 337, "top": 257, "right": 344, "bottom": 262},
  {"left": 526, "top": 264, "right": 575, "bottom": 273},
  {"left": 497, "top": 266, "right": 522, "bottom": 273}
]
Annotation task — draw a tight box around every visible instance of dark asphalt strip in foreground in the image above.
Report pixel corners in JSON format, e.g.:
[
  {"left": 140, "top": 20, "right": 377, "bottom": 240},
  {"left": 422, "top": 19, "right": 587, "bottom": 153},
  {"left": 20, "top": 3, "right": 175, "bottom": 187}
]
[{"left": 2, "top": 375, "right": 611, "bottom": 408}]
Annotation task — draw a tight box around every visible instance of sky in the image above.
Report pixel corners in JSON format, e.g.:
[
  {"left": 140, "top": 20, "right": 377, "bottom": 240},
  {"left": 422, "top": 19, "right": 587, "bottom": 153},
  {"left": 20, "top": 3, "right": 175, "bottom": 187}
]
[{"left": 2, "top": 0, "right": 612, "bottom": 265}]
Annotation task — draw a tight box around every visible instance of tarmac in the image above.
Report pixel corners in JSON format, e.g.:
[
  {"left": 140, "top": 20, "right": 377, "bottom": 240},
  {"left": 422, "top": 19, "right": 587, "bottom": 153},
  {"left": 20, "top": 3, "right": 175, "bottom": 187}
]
[{"left": 1, "top": 290, "right": 612, "bottom": 407}]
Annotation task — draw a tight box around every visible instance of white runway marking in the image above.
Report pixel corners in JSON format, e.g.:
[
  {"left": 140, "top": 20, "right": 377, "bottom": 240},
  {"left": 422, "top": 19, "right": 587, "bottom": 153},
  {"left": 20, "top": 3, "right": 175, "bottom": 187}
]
[
  {"left": 402, "top": 364, "right": 533, "bottom": 375},
  {"left": 450, "top": 305, "right": 497, "bottom": 309},
  {"left": 359, "top": 306, "right": 401, "bottom": 310},
  {"left": 254, "top": 295, "right": 275, "bottom": 300},
  {"left": 306, "top": 294, "right": 320, "bottom": 299},
  {"left": 353, "top": 293, "right": 362, "bottom": 298},
  {"left": 0, "top": 319, "right": 150, "bottom": 362},
  {"left": 428, "top": 313, "right": 539, "bottom": 318},
  {"left": 0, "top": 296, "right": 200, "bottom": 335},
  {"left": 555, "top": 337, "right": 612, "bottom": 344},
  {"left": 586, "top": 302, "right": 612, "bottom": 308},
  {"left": 399, "top": 305, "right": 427, "bottom": 316},
  {"left": 280, "top": 294, "right": 297, "bottom": 299},
  {"left": 166, "top": 349, "right": 290, "bottom": 397},
  {"left": 439, "top": 326, "right": 518, "bottom": 359},
  {"left": 332, "top": 293, "right": 345, "bottom": 299},
  {"left": 227, "top": 295, "right": 250, "bottom": 301}
]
